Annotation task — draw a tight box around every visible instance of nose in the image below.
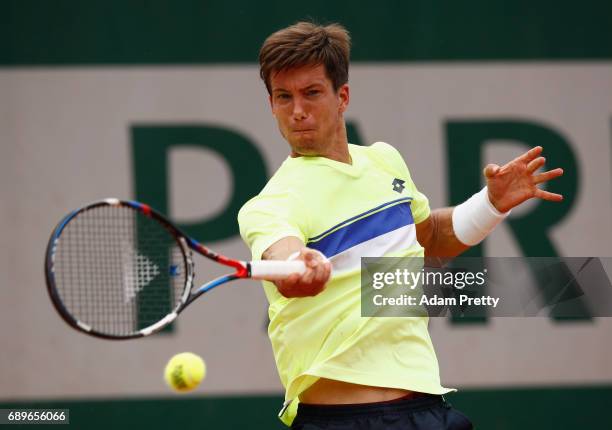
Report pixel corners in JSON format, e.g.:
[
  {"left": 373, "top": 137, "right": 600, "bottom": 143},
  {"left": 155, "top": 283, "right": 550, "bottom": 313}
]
[{"left": 292, "top": 97, "right": 307, "bottom": 121}]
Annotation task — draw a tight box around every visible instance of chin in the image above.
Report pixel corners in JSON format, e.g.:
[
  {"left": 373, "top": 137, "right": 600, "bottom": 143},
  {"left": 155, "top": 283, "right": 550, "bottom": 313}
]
[
  {"left": 293, "top": 145, "right": 322, "bottom": 157},
  {"left": 290, "top": 139, "right": 321, "bottom": 156}
]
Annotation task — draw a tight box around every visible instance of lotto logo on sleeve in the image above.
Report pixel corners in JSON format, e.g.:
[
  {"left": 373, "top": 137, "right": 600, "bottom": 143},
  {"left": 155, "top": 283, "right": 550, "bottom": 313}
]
[{"left": 392, "top": 178, "right": 405, "bottom": 193}]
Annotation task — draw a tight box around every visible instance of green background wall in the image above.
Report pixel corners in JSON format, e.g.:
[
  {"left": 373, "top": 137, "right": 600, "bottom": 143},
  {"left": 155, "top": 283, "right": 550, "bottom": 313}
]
[{"left": 2, "top": 0, "right": 611, "bottom": 65}]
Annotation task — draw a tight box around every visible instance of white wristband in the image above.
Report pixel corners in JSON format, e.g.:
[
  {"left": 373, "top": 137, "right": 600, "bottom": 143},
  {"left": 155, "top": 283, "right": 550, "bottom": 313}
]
[{"left": 451, "top": 187, "right": 511, "bottom": 246}]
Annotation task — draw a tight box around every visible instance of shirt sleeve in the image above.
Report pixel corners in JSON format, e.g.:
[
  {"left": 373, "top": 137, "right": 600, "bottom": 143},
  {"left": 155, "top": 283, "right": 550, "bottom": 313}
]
[
  {"left": 238, "top": 191, "right": 308, "bottom": 260},
  {"left": 406, "top": 178, "right": 431, "bottom": 224},
  {"left": 370, "top": 141, "right": 431, "bottom": 224}
]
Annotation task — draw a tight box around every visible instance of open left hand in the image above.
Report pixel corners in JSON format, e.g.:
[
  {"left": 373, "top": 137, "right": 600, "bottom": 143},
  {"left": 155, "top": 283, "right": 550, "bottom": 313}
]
[{"left": 484, "top": 146, "right": 564, "bottom": 213}]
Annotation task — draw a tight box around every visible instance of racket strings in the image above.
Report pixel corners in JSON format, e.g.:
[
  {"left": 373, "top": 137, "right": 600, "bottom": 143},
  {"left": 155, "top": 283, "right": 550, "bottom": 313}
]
[{"left": 52, "top": 205, "right": 187, "bottom": 337}]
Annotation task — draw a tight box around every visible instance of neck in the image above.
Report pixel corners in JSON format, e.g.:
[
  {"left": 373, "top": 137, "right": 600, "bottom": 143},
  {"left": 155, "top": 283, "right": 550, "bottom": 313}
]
[
  {"left": 293, "top": 146, "right": 351, "bottom": 164},
  {"left": 327, "top": 147, "right": 352, "bottom": 164}
]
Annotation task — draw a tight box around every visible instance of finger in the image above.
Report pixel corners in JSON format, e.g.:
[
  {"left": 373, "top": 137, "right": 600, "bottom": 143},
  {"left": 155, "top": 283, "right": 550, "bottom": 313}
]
[
  {"left": 302, "top": 250, "right": 319, "bottom": 269},
  {"left": 527, "top": 156, "right": 546, "bottom": 174},
  {"left": 483, "top": 164, "right": 500, "bottom": 178},
  {"left": 534, "top": 188, "right": 564, "bottom": 202},
  {"left": 518, "top": 146, "right": 543, "bottom": 163},
  {"left": 533, "top": 168, "right": 564, "bottom": 184},
  {"left": 312, "top": 268, "right": 325, "bottom": 285},
  {"left": 278, "top": 272, "right": 300, "bottom": 288},
  {"left": 323, "top": 263, "right": 332, "bottom": 283},
  {"left": 302, "top": 258, "right": 320, "bottom": 283},
  {"left": 314, "top": 262, "right": 332, "bottom": 285},
  {"left": 300, "top": 268, "right": 315, "bottom": 284}
]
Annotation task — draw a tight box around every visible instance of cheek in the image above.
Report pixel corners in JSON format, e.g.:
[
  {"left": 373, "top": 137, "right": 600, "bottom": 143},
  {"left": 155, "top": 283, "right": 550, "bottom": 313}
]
[
  {"left": 271, "top": 108, "right": 284, "bottom": 123},
  {"left": 274, "top": 103, "right": 290, "bottom": 117},
  {"left": 273, "top": 111, "right": 290, "bottom": 136},
  {"left": 321, "top": 103, "right": 341, "bottom": 126},
  {"left": 278, "top": 113, "right": 291, "bottom": 129}
]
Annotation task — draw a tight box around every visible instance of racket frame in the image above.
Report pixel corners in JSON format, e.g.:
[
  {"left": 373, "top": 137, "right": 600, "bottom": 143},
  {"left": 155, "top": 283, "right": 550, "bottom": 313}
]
[{"left": 45, "top": 198, "right": 250, "bottom": 340}]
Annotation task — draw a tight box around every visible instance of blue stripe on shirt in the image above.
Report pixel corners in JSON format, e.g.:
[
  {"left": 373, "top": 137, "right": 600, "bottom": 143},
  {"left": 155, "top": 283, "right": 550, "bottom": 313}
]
[{"left": 307, "top": 202, "right": 414, "bottom": 258}]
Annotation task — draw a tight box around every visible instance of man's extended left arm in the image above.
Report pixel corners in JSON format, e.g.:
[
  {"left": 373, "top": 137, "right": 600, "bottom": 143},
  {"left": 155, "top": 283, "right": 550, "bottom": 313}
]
[{"left": 416, "top": 146, "right": 564, "bottom": 257}]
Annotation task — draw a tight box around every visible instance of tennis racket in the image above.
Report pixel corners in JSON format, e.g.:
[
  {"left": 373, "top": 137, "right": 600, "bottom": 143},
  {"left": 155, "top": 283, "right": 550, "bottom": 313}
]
[{"left": 44, "top": 198, "right": 305, "bottom": 340}]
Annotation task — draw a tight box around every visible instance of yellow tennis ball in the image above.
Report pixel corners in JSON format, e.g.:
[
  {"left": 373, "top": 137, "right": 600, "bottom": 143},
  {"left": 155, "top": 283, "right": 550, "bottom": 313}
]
[{"left": 164, "top": 352, "right": 206, "bottom": 392}]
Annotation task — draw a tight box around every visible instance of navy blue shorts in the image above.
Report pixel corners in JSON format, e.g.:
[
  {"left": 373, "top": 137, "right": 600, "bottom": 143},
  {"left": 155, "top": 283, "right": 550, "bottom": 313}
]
[{"left": 291, "top": 395, "right": 473, "bottom": 430}]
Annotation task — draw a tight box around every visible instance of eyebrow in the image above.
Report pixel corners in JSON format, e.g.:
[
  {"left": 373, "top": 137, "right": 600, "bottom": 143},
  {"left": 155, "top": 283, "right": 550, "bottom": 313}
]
[
  {"left": 272, "top": 82, "right": 325, "bottom": 94},
  {"left": 303, "top": 83, "right": 324, "bottom": 90}
]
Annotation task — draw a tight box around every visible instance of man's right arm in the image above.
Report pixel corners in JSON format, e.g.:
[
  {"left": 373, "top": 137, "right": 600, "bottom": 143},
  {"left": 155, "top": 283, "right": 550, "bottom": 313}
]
[{"left": 262, "top": 237, "right": 332, "bottom": 298}]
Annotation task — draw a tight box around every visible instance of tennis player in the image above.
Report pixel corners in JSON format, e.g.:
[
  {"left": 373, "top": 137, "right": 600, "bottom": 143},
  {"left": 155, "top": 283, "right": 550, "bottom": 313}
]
[{"left": 238, "top": 22, "right": 563, "bottom": 429}]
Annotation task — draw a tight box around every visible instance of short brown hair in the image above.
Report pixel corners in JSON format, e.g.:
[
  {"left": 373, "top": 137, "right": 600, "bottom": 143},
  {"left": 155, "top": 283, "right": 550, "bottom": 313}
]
[{"left": 259, "top": 21, "right": 351, "bottom": 94}]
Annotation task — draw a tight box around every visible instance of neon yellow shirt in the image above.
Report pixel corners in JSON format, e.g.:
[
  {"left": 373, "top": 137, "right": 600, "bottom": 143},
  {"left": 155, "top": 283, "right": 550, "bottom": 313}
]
[{"left": 238, "top": 142, "right": 453, "bottom": 425}]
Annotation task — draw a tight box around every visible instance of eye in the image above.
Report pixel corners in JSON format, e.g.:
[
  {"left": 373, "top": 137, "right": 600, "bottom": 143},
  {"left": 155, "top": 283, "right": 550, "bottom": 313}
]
[
  {"left": 307, "top": 89, "right": 320, "bottom": 96},
  {"left": 276, "top": 93, "right": 291, "bottom": 101}
]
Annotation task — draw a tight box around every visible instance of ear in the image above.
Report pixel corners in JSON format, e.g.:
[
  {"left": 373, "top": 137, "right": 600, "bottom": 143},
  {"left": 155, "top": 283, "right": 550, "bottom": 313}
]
[
  {"left": 338, "top": 84, "right": 350, "bottom": 114},
  {"left": 269, "top": 94, "right": 275, "bottom": 116}
]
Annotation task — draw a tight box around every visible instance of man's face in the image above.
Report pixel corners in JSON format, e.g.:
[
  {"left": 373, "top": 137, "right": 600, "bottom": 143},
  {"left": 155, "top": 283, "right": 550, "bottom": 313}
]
[{"left": 269, "top": 64, "right": 349, "bottom": 156}]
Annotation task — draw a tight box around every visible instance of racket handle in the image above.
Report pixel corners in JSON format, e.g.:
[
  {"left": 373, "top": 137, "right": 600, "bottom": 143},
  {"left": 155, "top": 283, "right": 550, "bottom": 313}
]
[{"left": 250, "top": 260, "right": 306, "bottom": 280}]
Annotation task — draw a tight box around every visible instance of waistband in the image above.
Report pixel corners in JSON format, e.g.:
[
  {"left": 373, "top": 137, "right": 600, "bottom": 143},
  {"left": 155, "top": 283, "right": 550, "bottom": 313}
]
[{"left": 295, "top": 394, "right": 445, "bottom": 420}]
